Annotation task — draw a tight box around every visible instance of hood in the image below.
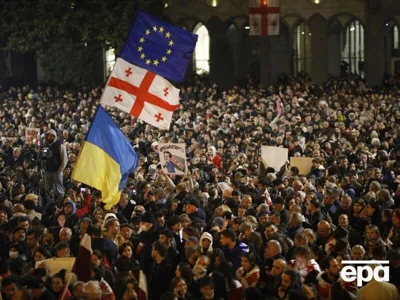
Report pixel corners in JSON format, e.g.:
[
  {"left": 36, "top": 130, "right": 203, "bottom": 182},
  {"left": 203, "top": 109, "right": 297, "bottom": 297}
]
[
  {"left": 64, "top": 200, "right": 77, "bottom": 215},
  {"left": 208, "top": 146, "right": 217, "bottom": 159},
  {"left": 46, "top": 129, "right": 58, "bottom": 144},
  {"left": 199, "top": 232, "right": 213, "bottom": 253}
]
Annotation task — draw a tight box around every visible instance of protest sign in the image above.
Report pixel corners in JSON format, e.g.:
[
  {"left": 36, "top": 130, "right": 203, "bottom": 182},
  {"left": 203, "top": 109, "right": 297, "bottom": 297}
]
[
  {"left": 25, "top": 127, "right": 40, "bottom": 145},
  {"left": 290, "top": 157, "right": 314, "bottom": 175},
  {"left": 158, "top": 143, "right": 187, "bottom": 175},
  {"left": 261, "top": 146, "right": 288, "bottom": 171}
]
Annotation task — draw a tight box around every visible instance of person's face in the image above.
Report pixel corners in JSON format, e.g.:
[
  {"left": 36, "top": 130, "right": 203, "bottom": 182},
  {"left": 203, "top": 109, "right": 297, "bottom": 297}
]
[
  {"left": 80, "top": 222, "right": 89, "bottom": 235},
  {"left": 119, "top": 193, "right": 129, "bottom": 207},
  {"left": 353, "top": 202, "right": 362, "bottom": 212},
  {"left": 34, "top": 251, "right": 45, "bottom": 263},
  {"left": 57, "top": 215, "right": 66, "bottom": 227},
  {"left": 19, "top": 221, "right": 29, "bottom": 232},
  {"left": 220, "top": 235, "right": 229, "bottom": 246},
  {"left": 3, "top": 283, "right": 16, "bottom": 299},
  {"left": 295, "top": 255, "right": 307, "bottom": 269},
  {"left": 327, "top": 259, "right": 340, "bottom": 277},
  {"left": 342, "top": 198, "right": 351, "bottom": 210},
  {"left": 241, "top": 256, "right": 251, "bottom": 271},
  {"left": 281, "top": 274, "right": 293, "bottom": 291},
  {"left": 110, "top": 221, "right": 120, "bottom": 235},
  {"left": 122, "top": 246, "right": 133, "bottom": 258},
  {"left": 121, "top": 227, "right": 133, "bottom": 240},
  {"left": 91, "top": 254, "right": 101, "bottom": 266},
  {"left": 52, "top": 277, "right": 64, "bottom": 292},
  {"left": 259, "top": 215, "right": 269, "bottom": 226},
  {"left": 46, "top": 133, "right": 55, "bottom": 144},
  {"left": 202, "top": 238, "right": 211, "bottom": 249},
  {"left": 393, "top": 213, "right": 400, "bottom": 225},
  {"left": 352, "top": 248, "right": 365, "bottom": 260},
  {"left": 27, "top": 234, "right": 38, "bottom": 248},
  {"left": 366, "top": 204, "right": 375, "bottom": 216},
  {"left": 318, "top": 225, "right": 330, "bottom": 238},
  {"left": 64, "top": 204, "right": 73, "bottom": 215},
  {"left": 159, "top": 234, "right": 168, "bottom": 244},
  {"left": 200, "top": 285, "right": 214, "bottom": 300},
  {"left": 339, "top": 215, "right": 349, "bottom": 227},
  {"left": 56, "top": 248, "right": 70, "bottom": 258},
  {"left": 14, "top": 230, "right": 25, "bottom": 243},
  {"left": 60, "top": 230, "right": 71, "bottom": 242},
  {"left": 270, "top": 261, "right": 285, "bottom": 277},
  {"left": 366, "top": 229, "right": 378, "bottom": 240},
  {"left": 175, "top": 266, "right": 181, "bottom": 277},
  {"left": 164, "top": 152, "right": 171, "bottom": 162},
  {"left": 175, "top": 279, "right": 187, "bottom": 296}
]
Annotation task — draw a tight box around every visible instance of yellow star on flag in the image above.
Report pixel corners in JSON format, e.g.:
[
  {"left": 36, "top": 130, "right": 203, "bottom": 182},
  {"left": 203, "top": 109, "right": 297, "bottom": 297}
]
[
  {"left": 166, "top": 32, "right": 171, "bottom": 38},
  {"left": 169, "top": 40, "right": 174, "bottom": 46},
  {"left": 159, "top": 26, "right": 164, "bottom": 33},
  {"left": 161, "top": 56, "right": 167, "bottom": 62},
  {"left": 140, "top": 53, "right": 145, "bottom": 59},
  {"left": 145, "top": 59, "right": 151, "bottom": 65},
  {"left": 166, "top": 49, "right": 172, "bottom": 55},
  {"left": 139, "top": 37, "right": 145, "bottom": 43},
  {"left": 153, "top": 25, "right": 157, "bottom": 32},
  {"left": 153, "top": 59, "right": 159, "bottom": 66},
  {"left": 138, "top": 46, "right": 143, "bottom": 52},
  {"left": 145, "top": 29, "right": 151, "bottom": 35}
]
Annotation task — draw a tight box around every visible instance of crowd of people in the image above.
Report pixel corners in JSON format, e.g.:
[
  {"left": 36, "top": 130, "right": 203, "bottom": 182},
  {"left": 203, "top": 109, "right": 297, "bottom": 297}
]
[{"left": 0, "top": 71, "right": 399, "bottom": 300}]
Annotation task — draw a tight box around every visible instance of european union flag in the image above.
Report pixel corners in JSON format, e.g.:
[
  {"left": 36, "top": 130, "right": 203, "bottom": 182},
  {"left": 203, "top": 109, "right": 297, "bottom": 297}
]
[{"left": 120, "top": 9, "right": 198, "bottom": 82}]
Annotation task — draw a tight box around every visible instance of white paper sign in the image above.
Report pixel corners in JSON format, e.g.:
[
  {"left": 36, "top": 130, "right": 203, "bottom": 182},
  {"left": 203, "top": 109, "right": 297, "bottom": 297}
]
[
  {"left": 261, "top": 146, "right": 288, "bottom": 171},
  {"left": 158, "top": 143, "right": 187, "bottom": 175}
]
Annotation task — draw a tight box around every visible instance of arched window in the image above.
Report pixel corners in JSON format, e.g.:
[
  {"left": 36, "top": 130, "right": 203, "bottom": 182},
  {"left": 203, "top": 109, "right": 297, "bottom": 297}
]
[
  {"left": 194, "top": 24, "right": 210, "bottom": 75},
  {"left": 293, "top": 22, "right": 312, "bottom": 75},
  {"left": 393, "top": 25, "right": 399, "bottom": 50},
  {"left": 341, "top": 20, "right": 364, "bottom": 76},
  {"left": 104, "top": 47, "right": 116, "bottom": 77}
]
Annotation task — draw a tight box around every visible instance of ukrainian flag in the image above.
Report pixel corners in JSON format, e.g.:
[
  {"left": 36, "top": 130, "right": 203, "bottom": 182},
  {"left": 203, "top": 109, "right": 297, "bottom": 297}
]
[{"left": 72, "top": 105, "right": 138, "bottom": 209}]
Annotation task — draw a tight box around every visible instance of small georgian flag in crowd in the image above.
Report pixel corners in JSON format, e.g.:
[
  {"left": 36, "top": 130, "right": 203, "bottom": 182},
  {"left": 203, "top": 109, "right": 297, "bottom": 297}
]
[{"left": 100, "top": 58, "right": 180, "bottom": 130}]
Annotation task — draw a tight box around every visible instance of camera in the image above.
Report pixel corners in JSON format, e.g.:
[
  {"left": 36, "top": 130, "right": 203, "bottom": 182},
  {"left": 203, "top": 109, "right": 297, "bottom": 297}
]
[{"left": 39, "top": 147, "right": 52, "bottom": 160}]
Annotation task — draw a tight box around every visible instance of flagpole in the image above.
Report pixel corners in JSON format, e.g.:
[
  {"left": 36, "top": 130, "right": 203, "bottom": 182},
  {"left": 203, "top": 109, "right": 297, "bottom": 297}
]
[{"left": 61, "top": 273, "right": 72, "bottom": 300}]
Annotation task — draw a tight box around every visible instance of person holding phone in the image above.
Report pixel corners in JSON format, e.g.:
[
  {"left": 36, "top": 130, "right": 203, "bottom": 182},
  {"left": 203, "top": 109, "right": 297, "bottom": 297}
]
[{"left": 170, "top": 277, "right": 194, "bottom": 300}]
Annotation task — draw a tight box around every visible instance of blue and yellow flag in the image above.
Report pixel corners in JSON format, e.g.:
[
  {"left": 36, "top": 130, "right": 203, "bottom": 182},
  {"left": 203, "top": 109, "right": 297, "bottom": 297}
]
[
  {"left": 120, "top": 9, "right": 198, "bottom": 82},
  {"left": 72, "top": 105, "right": 138, "bottom": 209}
]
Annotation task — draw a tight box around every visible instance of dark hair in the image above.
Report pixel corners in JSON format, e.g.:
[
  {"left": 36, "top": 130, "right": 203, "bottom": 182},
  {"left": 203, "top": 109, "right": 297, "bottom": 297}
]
[
  {"left": 90, "top": 225, "right": 102, "bottom": 237},
  {"left": 221, "top": 229, "right": 236, "bottom": 242},
  {"left": 282, "top": 269, "right": 300, "bottom": 289},
  {"left": 52, "top": 269, "right": 67, "bottom": 283},
  {"left": 161, "top": 292, "right": 177, "bottom": 300},
  {"left": 1, "top": 276, "right": 16, "bottom": 288},
  {"left": 243, "top": 252, "right": 257, "bottom": 270},
  {"left": 177, "top": 263, "right": 193, "bottom": 286},
  {"left": 170, "top": 276, "right": 186, "bottom": 290},
  {"left": 160, "top": 229, "right": 173, "bottom": 241},
  {"left": 26, "top": 229, "right": 41, "bottom": 240},
  {"left": 118, "top": 242, "right": 133, "bottom": 256},
  {"left": 152, "top": 241, "right": 168, "bottom": 258},
  {"left": 320, "top": 256, "right": 336, "bottom": 271}
]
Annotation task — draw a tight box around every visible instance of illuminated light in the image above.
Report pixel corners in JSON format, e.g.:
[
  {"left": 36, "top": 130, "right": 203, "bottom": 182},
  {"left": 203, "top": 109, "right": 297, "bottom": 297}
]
[
  {"left": 302, "top": 32, "right": 305, "bottom": 35},
  {"left": 350, "top": 26, "right": 355, "bottom": 31},
  {"left": 212, "top": 0, "right": 218, "bottom": 7},
  {"left": 245, "top": 26, "right": 250, "bottom": 30}
]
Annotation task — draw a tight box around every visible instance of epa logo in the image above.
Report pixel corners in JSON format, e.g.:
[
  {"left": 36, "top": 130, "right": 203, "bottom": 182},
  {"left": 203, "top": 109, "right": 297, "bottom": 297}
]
[{"left": 341, "top": 260, "right": 390, "bottom": 287}]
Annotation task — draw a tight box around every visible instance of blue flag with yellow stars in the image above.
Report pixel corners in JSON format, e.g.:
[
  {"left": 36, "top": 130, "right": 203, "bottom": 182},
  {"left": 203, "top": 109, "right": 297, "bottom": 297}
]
[{"left": 120, "top": 9, "right": 198, "bottom": 83}]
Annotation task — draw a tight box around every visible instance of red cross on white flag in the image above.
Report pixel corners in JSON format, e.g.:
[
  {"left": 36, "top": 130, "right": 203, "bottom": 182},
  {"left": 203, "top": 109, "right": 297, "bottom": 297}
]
[
  {"left": 249, "top": 0, "right": 280, "bottom": 36},
  {"left": 100, "top": 58, "right": 180, "bottom": 130}
]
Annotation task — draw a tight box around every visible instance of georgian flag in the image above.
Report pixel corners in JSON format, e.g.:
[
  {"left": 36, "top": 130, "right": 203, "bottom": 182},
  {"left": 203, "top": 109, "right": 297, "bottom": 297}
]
[
  {"left": 101, "top": 58, "right": 180, "bottom": 130},
  {"left": 249, "top": 0, "right": 280, "bottom": 36}
]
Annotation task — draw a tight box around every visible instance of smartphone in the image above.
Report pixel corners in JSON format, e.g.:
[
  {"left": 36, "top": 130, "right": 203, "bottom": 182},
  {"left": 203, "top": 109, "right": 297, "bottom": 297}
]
[{"left": 81, "top": 188, "right": 86, "bottom": 193}]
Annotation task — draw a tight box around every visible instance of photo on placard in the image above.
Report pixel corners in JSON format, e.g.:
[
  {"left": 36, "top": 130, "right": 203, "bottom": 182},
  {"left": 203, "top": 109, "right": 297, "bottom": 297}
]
[{"left": 158, "top": 143, "right": 187, "bottom": 175}]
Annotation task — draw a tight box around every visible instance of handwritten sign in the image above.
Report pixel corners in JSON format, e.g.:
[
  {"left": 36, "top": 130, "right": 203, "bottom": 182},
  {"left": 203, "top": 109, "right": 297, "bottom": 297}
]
[{"left": 35, "top": 257, "right": 76, "bottom": 276}]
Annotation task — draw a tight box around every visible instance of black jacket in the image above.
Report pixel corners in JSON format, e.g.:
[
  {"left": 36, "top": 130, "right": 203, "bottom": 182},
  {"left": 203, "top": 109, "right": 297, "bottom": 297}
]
[{"left": 149, "top": 259, "right": 175, "bottom": 300}]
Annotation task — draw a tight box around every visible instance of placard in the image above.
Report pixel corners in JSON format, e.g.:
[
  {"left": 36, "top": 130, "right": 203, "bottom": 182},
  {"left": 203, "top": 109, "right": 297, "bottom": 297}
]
[
  {"left": 158, "top": 143, "right": 187, "bottom": 175},
  {"left": 261, "top": 146, "right": 288, "bottom": 171},
  {"left": 25, "top": 127, "right": 40, "bottom": 145},
  {"left": 290, "top": 157, "right": 314, "bottom": 175}
]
